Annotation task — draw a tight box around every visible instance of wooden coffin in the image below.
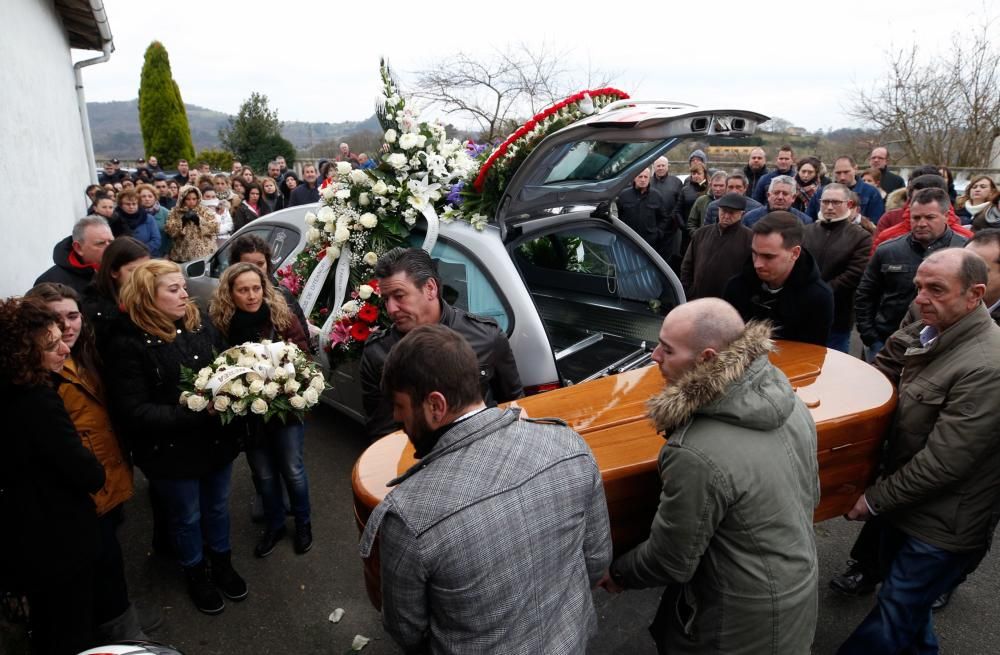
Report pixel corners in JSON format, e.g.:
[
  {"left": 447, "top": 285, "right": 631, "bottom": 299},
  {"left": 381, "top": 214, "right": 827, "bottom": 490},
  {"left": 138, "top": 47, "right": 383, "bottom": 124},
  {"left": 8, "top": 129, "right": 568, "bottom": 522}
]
[{"left": 352, "top": 341, "right": 897, "bottom": 609}]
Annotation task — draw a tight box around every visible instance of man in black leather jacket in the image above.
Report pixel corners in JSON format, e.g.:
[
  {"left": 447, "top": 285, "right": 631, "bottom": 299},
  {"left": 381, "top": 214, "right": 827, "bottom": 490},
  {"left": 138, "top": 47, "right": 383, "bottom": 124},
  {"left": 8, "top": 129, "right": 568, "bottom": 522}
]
[{"left": 360, "top": 248, "right": 523, "bottom": 439}]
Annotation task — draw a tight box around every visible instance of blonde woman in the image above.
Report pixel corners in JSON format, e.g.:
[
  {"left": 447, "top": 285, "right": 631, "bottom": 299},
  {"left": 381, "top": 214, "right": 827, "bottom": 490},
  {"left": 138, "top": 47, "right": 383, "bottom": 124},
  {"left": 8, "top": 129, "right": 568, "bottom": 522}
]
[
  {"left": 106, "top": 260, "right": 246, "bottom": 615},
  {"left": 210, "top": 263, "right": 313, "bottom": 557},
  {"left": 164, "top": 185, "right": 218, "bottom": 262}
]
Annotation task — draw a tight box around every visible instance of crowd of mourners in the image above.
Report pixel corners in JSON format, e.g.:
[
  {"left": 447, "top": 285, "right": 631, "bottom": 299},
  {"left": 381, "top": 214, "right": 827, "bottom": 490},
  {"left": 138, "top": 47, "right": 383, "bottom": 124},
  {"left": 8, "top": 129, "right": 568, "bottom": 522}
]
[{"left": 1, "top": 137, "right": 999, "bottom": 655}]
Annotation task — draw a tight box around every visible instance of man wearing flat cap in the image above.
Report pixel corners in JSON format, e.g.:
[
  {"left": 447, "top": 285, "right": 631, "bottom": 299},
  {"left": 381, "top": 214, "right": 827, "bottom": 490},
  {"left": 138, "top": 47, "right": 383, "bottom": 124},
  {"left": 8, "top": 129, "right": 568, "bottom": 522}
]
[{"left": 680, "top": 192, "right": 753, "bottom": 299}]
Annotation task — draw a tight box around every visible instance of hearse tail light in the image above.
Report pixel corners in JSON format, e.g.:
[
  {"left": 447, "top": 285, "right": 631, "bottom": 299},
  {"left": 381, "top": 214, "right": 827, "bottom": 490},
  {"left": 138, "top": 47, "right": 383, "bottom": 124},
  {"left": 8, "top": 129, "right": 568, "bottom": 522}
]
[{"left": 524, "top": 381, "right": 561, "bottom": 395}]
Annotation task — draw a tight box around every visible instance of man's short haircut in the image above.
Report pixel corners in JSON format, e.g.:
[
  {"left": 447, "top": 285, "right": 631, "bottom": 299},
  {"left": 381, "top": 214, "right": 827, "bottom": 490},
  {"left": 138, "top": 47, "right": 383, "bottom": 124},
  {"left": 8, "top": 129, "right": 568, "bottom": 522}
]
[
  {"left": 768, "top": 174, "right": 797, "bottom": 193},
  {"left": 835, "top": 155, "right": 857, "bottom": 167},
  {"left": 779, "top": 145, "right": 794, "bottom": 156},
  {"left": 382, "top": 324, "right": 482, "bottom": 409},
  {"left": 268, "top": 160, "right": 279, "bottom": 168},
  {"left": 177, "top": 159, "right": 188, "bottom": 165},
  {"left": 906, "top": 166, "right": 944, "bottom": 196},
  {"left": 375, "top": 247, "right": 441, "bottom": 290},
  {"left": 910, "top": 187, "right": 951, "bottom": 214},
  {"left": 958, "top": 250, "right": 989, "bottom": 291},
  {"left": 822, "top": 182, "right": 851, "bottom": 199},
  {"left": 302, "top": 163, "right": 317, "bottom": 173},
  {"left": 230, "top": 234, "right": 274, "bottom": 275},
  {"left": 726, "top": 172, "right": 748, "bottom": 187},
  {"left": 72, "top": 216, "right": 110, "bottom": 243},
  {"left": 968, "top": 229, "right": 1000, "bottom": 257},
  {"left": 926, "top": 249, "right": 989, "bottom": 292},
  {"left": 907, "top": 174, "right": 948, "bottom": 196},
  {"left": 750, "top": 147, "right": 766, "bottom": 157},
  {"left": 710, "top": 170, "right": 727, "bottom": 183},
  {"left": 752, "top": 211, "right": 804, "bottom": 248}
]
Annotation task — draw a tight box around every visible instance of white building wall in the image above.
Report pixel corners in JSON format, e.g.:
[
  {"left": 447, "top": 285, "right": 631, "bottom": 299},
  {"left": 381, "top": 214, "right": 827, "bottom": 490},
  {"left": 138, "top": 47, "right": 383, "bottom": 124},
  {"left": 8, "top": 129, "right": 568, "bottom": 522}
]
[{"left": 0, "top": 0, "right": 97, "bottom": 296}]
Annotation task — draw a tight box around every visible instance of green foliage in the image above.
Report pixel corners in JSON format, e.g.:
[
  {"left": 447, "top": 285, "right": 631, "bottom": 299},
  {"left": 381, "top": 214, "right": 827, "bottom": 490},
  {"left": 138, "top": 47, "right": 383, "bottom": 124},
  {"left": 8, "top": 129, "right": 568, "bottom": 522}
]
[
  {"left": 219, "top": 92, "right": 297, "bottom": 171},
  {"left": 196, "top": 149, "right": 234, "bottom": 172},
  {"left": 137, "top": 41, "right": 195, "bottom": 167}
]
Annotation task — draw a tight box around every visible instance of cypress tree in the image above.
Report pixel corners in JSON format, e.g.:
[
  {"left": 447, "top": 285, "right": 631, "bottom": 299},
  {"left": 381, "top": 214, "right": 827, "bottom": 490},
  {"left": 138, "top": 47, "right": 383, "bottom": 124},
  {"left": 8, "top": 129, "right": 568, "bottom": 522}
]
[{"left": 138, "top": 41, "right": 195, "bottom": 167}]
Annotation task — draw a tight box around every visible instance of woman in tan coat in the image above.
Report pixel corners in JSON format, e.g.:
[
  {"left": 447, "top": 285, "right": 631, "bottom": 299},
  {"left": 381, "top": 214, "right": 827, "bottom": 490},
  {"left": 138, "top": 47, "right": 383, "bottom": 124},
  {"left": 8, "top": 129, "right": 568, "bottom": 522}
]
[
  {"left": 26, "top": 283, "right": 156, "bottom": 641},
  {"left": 165, "top": 185, "right": 218, "bottom": 262}
]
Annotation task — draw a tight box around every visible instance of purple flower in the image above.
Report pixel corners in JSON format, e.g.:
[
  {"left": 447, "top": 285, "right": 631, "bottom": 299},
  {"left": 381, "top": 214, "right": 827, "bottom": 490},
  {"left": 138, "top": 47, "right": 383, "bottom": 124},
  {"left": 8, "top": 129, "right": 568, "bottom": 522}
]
[
  {"left": 465, "top": 142, "right": 488, "bottom": 158},
  {"left": 447, "top": 181, "right": 465, "bottom": 206}
]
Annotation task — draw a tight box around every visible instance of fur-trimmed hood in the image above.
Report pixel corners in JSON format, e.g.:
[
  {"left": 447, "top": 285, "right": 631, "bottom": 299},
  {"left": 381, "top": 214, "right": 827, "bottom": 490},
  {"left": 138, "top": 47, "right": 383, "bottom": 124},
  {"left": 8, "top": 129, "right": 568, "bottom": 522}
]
[{"left": 647, "top": 321, "right": 795, "bottom": 436}]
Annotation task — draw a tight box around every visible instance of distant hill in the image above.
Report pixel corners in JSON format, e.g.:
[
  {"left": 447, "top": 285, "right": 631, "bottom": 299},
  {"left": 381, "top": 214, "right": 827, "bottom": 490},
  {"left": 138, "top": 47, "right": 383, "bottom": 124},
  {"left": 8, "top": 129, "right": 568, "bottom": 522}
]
[{"left": 87, "top": 99, "right": 379, "bottom": 159}]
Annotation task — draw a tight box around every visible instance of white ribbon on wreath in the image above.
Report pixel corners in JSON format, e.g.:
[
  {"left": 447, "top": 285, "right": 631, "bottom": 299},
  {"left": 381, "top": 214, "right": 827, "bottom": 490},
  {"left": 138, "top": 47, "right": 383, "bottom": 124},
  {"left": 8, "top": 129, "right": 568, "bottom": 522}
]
[
  {"left": 420, "top": 203, "right": 439, "bottom": 254},
  {"left": 298, "top": 251, "right": 334, "bottom": 319},
  {"left": 318, "top": 244, "right": 353, "bottom": 354}
]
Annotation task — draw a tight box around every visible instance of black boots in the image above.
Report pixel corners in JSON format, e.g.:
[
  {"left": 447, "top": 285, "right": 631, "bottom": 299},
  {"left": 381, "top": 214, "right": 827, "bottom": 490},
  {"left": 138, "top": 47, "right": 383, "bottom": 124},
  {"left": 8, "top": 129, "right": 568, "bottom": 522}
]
[
  {"left": 254, "top": 526, "right": 287, "bottom": 558},
  {"left": 184, "top": 552, "right": 247, "bottom": 614},
  {"left": 184, "top": 560, "right": 224, "bottom": 615},
  {"left": 294, "top": 522, "right": 313, "bottom": 555},
  {"left": 208, "top": 550, "right": 248, "bottom": 601}
]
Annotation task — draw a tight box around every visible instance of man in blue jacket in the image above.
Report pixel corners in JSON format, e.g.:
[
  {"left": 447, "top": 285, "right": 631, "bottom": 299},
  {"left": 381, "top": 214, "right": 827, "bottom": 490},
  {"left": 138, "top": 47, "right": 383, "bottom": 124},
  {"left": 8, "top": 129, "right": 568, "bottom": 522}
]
[
  {"left": 807, "top": 156, "right": 885, "bottom": 222},
  {"left": 752, "top": 146, "right": 796, "bottom": 203}
]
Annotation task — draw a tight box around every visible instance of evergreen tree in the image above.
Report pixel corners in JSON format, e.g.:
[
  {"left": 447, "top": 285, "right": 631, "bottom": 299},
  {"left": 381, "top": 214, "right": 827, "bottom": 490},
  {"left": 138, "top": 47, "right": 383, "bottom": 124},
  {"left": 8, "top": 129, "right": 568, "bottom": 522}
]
[
  {"left": 219, "top": 92, "right": 297, "bottom": 171},
  {"left": 138, "top": 41, "right": 195, "bottom": 167}
]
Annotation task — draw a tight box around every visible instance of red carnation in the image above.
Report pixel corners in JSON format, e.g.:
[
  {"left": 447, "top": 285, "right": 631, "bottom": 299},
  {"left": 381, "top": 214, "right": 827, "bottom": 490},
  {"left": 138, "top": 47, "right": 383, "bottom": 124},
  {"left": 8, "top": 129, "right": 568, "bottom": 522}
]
[
  {"left": 350, "top": 322, "right": 371, "bottom": 342},
  {"left": 367, "top": 279, "right": 380, "bottom": 294},
  {"left": 358, "top": 303, "right": 379, "bottom": 323}
]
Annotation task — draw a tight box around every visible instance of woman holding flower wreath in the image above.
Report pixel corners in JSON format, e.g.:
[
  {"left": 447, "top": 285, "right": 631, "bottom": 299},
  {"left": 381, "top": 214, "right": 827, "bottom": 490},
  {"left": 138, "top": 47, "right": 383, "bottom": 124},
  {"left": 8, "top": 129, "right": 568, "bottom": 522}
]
[
  {"left": 209, "top": 262, "right": 314, "bottom": 558},
  {"left": 105, "top": 259, "right": 246, "bottom": 616},
  {"left": 0, "top": 296, "right": 105, "bottom": 654}
]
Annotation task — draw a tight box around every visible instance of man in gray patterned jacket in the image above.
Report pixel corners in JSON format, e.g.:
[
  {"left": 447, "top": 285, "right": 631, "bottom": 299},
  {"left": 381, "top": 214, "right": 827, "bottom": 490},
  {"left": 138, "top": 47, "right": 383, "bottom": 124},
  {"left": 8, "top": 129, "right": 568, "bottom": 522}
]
[{"left": 360, "top": 324, "right": 612, "bottom": 654}]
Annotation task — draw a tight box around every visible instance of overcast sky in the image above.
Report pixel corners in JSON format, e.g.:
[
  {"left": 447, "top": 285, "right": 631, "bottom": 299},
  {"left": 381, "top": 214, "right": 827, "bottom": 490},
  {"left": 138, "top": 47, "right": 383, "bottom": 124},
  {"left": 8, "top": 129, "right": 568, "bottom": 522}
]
[{"left": 78, "top": 0, "right": 989, "bottom": 132}]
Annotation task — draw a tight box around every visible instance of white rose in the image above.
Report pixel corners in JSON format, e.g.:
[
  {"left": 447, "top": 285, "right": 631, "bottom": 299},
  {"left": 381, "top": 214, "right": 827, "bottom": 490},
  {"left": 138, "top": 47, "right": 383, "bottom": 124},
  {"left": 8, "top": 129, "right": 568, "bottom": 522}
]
[
  {"left": 336, "top": 161, "right": 352, "bottom": 175},
  {"left": 284, "top": 379, "right": 301, "bottom": 394},
  {"left": 180, "top": 391, "right": 191, "bottom": 404},
  {"left": 310, "top": 375, "right": 326, "bottom": 391},
  {"left": 363, "top": 251, "right": 378, "bottom": 266},
  {"left": 303, "top": 388, "right": 319, "bottom": 406},
  {"left": 186, "top": 394, "right": 209, "bottom": 412},
  {"left": 306, "top": 227, "right": 321, "bottom": 243},
  {"left": 334, "top": 226, "right": 350, "bottom": 244},
  {"left": 213, "top": 356, "right": 226, "bottom": 366},
  {"left": 290, "top": 395, "right": 306, "bottom": 410},
  {"left": 358, "top": 192, "right": 370, "bottom": 206},
  {"left": 359, "top": 213, "right": 378, "bottom": 229},
  {"left": 323, "top": 221, "right": 335, "bottom": 233},
  {"left": 341, "top": 299, "right": 359, "bottom": 313},
  {"left": 399, "top": 133, "right": 419, "bottom": 150},
  {"left": 321, "top": 186, "right": 336, "bottom": 200},
  {"left": 349, "top": 170, "right": 369, "bottom": 186},
  {"left": 304, "top": 211, "right": 317, "bottom": 226},
  {"left": 335, "top": 188, "right": 351, "bottom": 200},
  {"left": 230, "top": 380, "right": 247, "bottom": 398},
  {"left": 248, "top": 379, "right": 265, "bottom": 394},
  {"left": 237, "top": 355, "right": 256, "bottom": 368},
  {"left": 272, "top": 365, "right": 289, "bottom": 381},
  {"left": 194, "top": 375, "right": 209, "bottom": 391},
  {"left": 213, "top": 395, "right": 231, "bottom": 412},
  {"left": 358, "top": 284, "right": 374, "bottom": 300},
  {"left": 416, "top": 135, "right": 427, "bottom": 148},
  {"left": 387, "top": 153, "right": 407, "bottom": 169},
  {"left": 318, "top": 206, "right": 334, "bottom": 222},
  {"left": 246, "top": 372, "right": 263, "bottom": 383},
  {"left": 251, "top": 398, "right": 268, "bottom": 415},
  {"left": 384, "top": 129, "right": 397, "bottom": 144},
  {"left": 231, "top": 400, "right": 247, "bottom": 415},
  {"left": 326, "top": 245, "right": 341, "bottom": 260},
  {"left": 263, "top": 381, "right": 281, "bottom": 399},
  {"left": 371, "top": 180, "right": 388, "bottom": 196}
]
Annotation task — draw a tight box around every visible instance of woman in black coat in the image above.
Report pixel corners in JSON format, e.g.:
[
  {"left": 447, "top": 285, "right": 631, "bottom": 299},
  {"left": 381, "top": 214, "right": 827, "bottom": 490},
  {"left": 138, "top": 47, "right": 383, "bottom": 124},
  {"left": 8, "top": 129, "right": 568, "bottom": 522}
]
[
  {"left": 106, "top": 259, "right": 246, "bottom": 616},
  {"left": 0, "top": 297, "right": 105, "bottom": 655}
]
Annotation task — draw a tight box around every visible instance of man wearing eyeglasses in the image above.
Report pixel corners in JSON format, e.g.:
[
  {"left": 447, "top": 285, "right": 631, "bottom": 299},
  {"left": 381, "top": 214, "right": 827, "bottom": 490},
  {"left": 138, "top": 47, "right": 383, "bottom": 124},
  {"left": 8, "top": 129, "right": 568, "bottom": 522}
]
[
  {"left": 806, "top": 157, "right": 885, "bottom": 223},
  {"left": 803, "top": 184, "right": 873, "bottom": 352}
]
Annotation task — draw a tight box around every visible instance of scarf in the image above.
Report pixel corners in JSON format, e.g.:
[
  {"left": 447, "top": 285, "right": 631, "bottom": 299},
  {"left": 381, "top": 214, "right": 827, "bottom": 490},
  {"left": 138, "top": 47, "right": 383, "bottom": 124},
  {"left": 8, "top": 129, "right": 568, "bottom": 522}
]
[
  {"left": 242, "top": 200, "right": 260, "bottom": 216},
  {"left": 120, "top": 207, "right": 145, "bottom": 231},
  {"left": 228, "top": 303, "right": 273, "bottom": 345},
  {"left": 965, "top": 200, "right": 991, "bottom": 216},
  {"left": 68, "top": 249, "right": 99, "bottom": 272},
  {"left": 795, "top": 175, "right": 818, "bottom": 208}
]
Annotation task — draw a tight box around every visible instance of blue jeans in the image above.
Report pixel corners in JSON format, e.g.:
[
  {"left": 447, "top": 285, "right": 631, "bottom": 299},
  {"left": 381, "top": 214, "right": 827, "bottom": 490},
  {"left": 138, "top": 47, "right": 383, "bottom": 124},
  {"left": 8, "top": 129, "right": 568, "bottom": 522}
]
[
  {"left": 151, "top": 463, "right": 234, "bottom": 567},
  {"left": 837, "top": 525, "right": 982, "bottom": 654},
  {"left": 827, "top": 329, "right": 852, "bottom": 353},
  {"left": 864, "top": 340, "right": 885, "bottom": 363},
  {"left": 246, "top": 421, "right": 311, "bottom": 530}
]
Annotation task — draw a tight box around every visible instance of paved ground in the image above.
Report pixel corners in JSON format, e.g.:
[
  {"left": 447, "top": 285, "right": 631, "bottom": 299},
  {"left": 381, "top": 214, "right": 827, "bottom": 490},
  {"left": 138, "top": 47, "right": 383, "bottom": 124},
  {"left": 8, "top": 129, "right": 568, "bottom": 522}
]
[{"left": 3, "top": 403, "right": 999, "bottom": 654}]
